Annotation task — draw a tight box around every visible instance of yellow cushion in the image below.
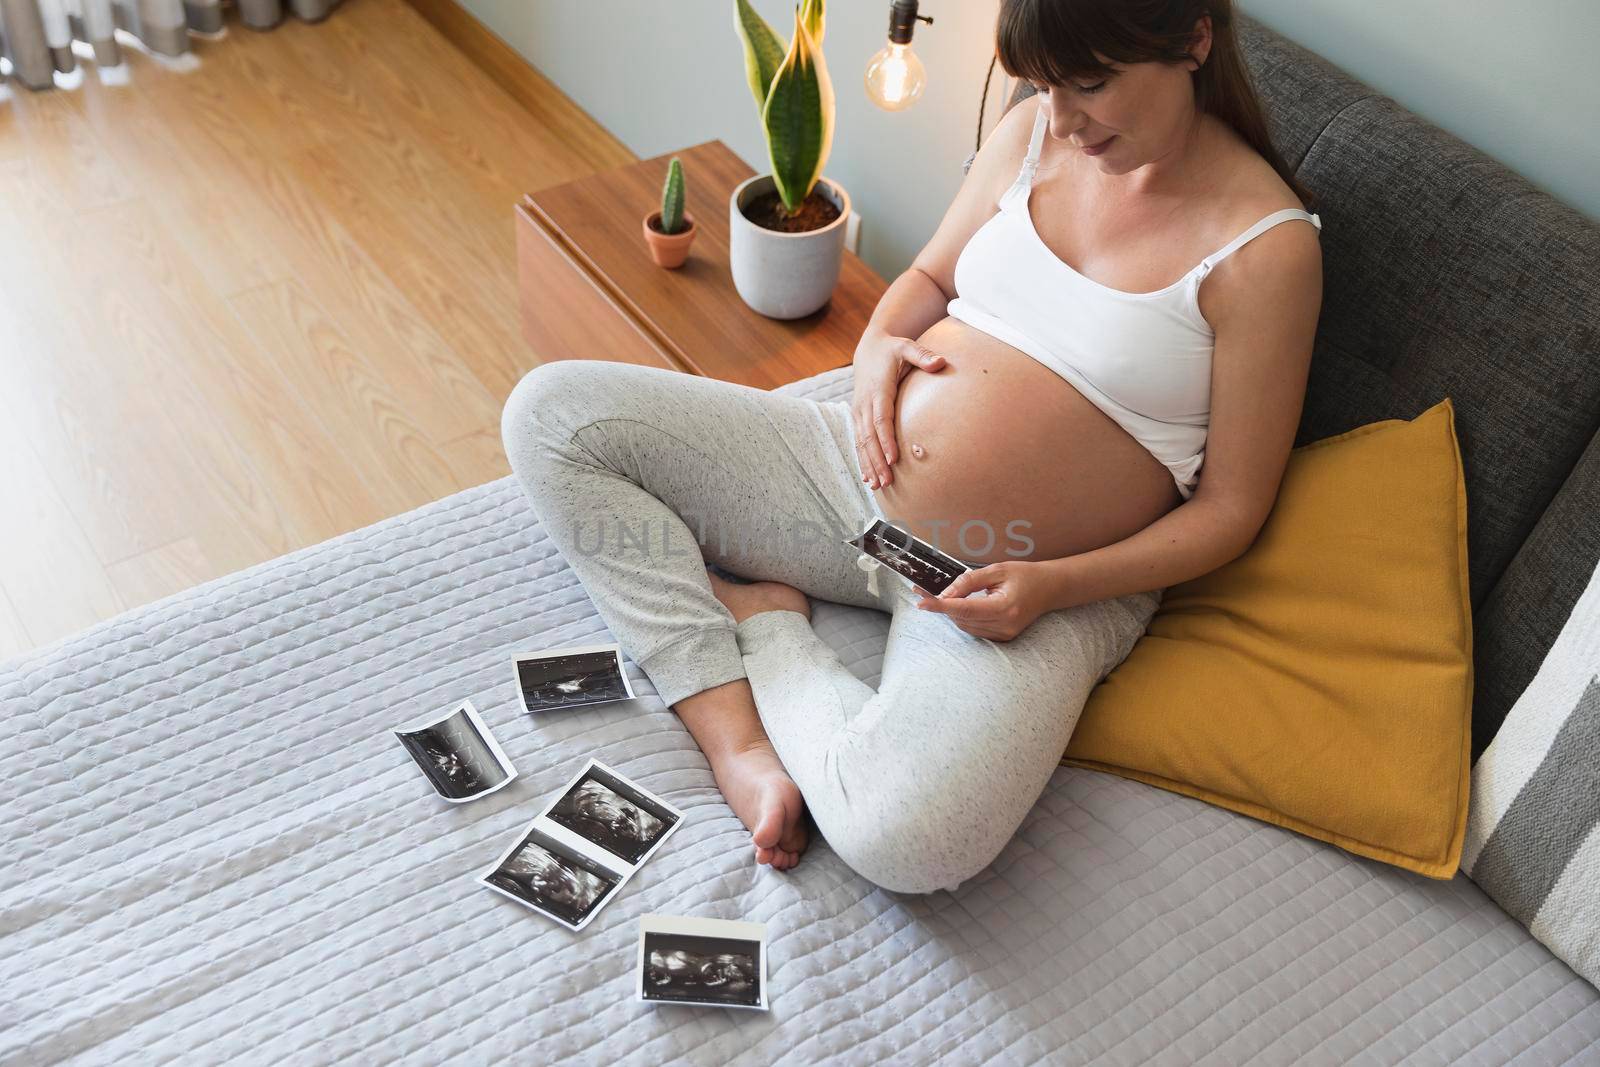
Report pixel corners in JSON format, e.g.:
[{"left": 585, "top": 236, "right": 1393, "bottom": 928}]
[{"left": 1063, "top": 397, "right": 1473, "bottom": 879}]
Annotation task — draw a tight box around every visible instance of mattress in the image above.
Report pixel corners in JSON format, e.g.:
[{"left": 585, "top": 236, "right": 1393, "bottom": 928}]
[{"left": 3, "top": 364, "right": 1596, "bottom": 1066}]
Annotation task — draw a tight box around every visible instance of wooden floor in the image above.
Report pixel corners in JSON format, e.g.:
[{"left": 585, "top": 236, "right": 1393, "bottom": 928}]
[{"left": 0, "top": 0, "right": 634, "bottom": 658}]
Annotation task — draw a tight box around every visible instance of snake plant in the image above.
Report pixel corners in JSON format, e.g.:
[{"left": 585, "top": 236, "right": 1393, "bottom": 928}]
[
  {"left": 659, "top": 157, "right": 686, "bottom": 234},
  {"left": 734, "top": 0, "right": 834, "bottom": 217}
]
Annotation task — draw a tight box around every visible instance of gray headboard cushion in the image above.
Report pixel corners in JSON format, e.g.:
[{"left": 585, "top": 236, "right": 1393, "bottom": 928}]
[
  {"left": 1292, "top": 94, "right": 1600, "bottom": 612},
  {"left": 965, "top": 14, "right": 1600, "bottom": 753},
  {"left": 1473, "top": 425, "right": 1600, "bottom": 762}
]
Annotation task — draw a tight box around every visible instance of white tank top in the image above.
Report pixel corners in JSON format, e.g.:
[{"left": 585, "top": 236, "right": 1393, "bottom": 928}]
[{"left": 945, "top": 96, "right": 1323, "bottom": 501}]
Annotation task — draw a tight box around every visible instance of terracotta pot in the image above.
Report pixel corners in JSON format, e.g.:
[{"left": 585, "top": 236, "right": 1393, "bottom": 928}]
[{"left": 642, "top": 210, "right": 697, "bottom": 268}]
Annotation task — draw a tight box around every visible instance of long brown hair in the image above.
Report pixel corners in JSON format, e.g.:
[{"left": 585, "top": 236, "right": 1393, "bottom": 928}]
[{"left": 995, "top": 0, "right": 1316, "bottom": 211}]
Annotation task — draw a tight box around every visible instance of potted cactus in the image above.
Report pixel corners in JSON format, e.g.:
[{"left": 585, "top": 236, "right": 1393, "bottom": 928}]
[
  {"left": 730, "top": 0, "right": 851, "bottom": 319},
  {"left": 643, "top": 157, "right": 697, "bottom": 269}
]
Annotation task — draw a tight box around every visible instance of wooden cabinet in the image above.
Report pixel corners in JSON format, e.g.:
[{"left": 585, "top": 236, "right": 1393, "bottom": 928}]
[{"left": 517, "top": 138, "right": 888, "bottom": 390}]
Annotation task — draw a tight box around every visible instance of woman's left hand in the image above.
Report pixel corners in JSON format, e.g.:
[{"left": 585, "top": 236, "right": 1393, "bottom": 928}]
[{"left": 914, "top": 560, "right": 1054, "bottom": 641}]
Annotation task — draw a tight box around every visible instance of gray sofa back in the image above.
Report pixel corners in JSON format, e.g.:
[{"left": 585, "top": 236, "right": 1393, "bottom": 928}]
[{"left": 990, "top": 15, "right": 1600, "bottom": 762}]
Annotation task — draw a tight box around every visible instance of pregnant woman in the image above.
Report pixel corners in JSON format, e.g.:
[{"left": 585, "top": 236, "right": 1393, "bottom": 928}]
[{"left": 502, "top": 0, "right": 1323, "bottom": 893}]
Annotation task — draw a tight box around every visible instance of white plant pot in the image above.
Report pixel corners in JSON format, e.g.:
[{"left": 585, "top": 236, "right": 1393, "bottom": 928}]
[{"left": 728, "top": 174, "right": 852, "bottom": 320}]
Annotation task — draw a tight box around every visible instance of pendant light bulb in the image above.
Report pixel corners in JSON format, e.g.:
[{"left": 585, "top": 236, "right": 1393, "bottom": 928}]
[
  {"left": 865, "top": 42, "right": 926, "bottom": 111},
  {"left": 866, "top": 0, "right": 932, "bottom": 111}
]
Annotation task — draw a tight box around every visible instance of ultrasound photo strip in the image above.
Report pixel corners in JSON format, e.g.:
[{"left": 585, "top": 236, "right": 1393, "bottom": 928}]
[
  {"left": 513, "top": 643, "right": 637, "bottom": 713},
  {"left": 636, "top": 914, "right": 769, "bottom": 1011},
  {"left": 845, "top": 516, "right": 973, "bottom": 596},
  {"left": 394, "top": 699, "right": 517, "bottom": 803},
  {"left": 542, "top": 758, "right": 684, "bottom": 868},
  {"left": 478, "top": 759, "right": 684, "bottom": 931},
  {"left": 479, "top": 823, "right": 627, "bottom": 932}
]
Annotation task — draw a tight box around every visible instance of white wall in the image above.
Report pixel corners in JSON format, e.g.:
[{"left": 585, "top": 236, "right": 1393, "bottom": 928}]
[{"left": 461, "top": 0, "right": 1599, "bottom": 282}]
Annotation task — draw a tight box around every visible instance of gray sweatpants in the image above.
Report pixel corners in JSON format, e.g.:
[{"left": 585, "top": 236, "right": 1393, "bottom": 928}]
[{"left": 500, "top": 359, "right": 1162, "bottom": 894}]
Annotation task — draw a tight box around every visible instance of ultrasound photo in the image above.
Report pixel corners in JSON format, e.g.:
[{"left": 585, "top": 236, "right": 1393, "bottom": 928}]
[
  {"left": 637, "top": 915, "right": 767, "bottom": 1010},
  {"left": 481, "top": 824, "right": 624, "bottom": 930},
  {"left": 546, "top": 761, "right": 682, "bottom": 866},
  {"left": 394, "top": 700, "right": 516, "bottom": 803},
  {"left": 515, "top": 644, "right": 636, "bottom": 713},
  {"left": 846, "top": 517, "right": 972, "bottom": 595}
]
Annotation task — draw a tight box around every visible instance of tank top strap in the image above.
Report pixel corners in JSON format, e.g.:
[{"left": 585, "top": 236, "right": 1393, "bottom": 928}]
[
  {"left": 1196, "top": 208, "right": 1323, "bottom": 277},
  {"left": 1015, "top": 92, "right": 1051, "bottom": 188}
]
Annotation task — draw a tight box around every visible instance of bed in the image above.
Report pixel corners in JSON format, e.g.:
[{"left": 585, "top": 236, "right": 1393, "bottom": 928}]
[{"left": 5, "top": 363, "right": 1597, "bottom": 1065}]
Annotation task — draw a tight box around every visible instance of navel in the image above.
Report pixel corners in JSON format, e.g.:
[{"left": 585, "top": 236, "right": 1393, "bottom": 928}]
[{"left": 910, "top": 442, "right": 926, "bottom": 459}]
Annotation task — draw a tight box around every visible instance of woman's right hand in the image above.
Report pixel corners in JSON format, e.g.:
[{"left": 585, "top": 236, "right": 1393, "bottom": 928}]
[{"left": 850, "top": 333, "right": 948, "bottom": 490}]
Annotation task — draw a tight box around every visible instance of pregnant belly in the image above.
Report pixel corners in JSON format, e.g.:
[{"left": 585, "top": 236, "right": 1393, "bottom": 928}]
[{"left": 869, "top": 316, "right": 1183, "bottom": 565}]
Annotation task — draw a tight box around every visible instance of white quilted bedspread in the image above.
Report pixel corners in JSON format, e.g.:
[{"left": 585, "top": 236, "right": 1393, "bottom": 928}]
[{"left": 3, "top": 366, "right": 1597, "bottom": 1065}]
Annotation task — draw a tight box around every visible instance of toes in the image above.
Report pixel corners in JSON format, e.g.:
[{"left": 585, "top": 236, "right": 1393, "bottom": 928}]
[
  {"left": 777, "top": 823, "right": 810, "bottom": 856},
  {"left": 751, "top": 802, "right": 784, "bottom": 851},
  {"left": 754, "top": 835, "right": 804, "bottom": 870}
]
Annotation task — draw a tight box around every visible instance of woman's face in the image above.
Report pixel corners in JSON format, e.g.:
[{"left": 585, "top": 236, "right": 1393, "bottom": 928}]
[{"left": 1031, "top": 19, "right": 1212, "bottom": 177}]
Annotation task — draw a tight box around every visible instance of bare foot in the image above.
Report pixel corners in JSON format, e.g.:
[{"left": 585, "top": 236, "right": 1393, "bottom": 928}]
[
  {"left": 702, "top": 569, "right": 812, "bottom": 868},
  {"left": 708, "top": 739, "right": 810, "bottom": 870},
  {"left": 706, "top": 569, "right": 811, "bottom": 624}
]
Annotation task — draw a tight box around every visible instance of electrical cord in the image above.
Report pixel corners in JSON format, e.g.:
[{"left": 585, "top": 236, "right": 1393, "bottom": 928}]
[{"left": 977, "top": 52, "right": 998, "bottom": 154}]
